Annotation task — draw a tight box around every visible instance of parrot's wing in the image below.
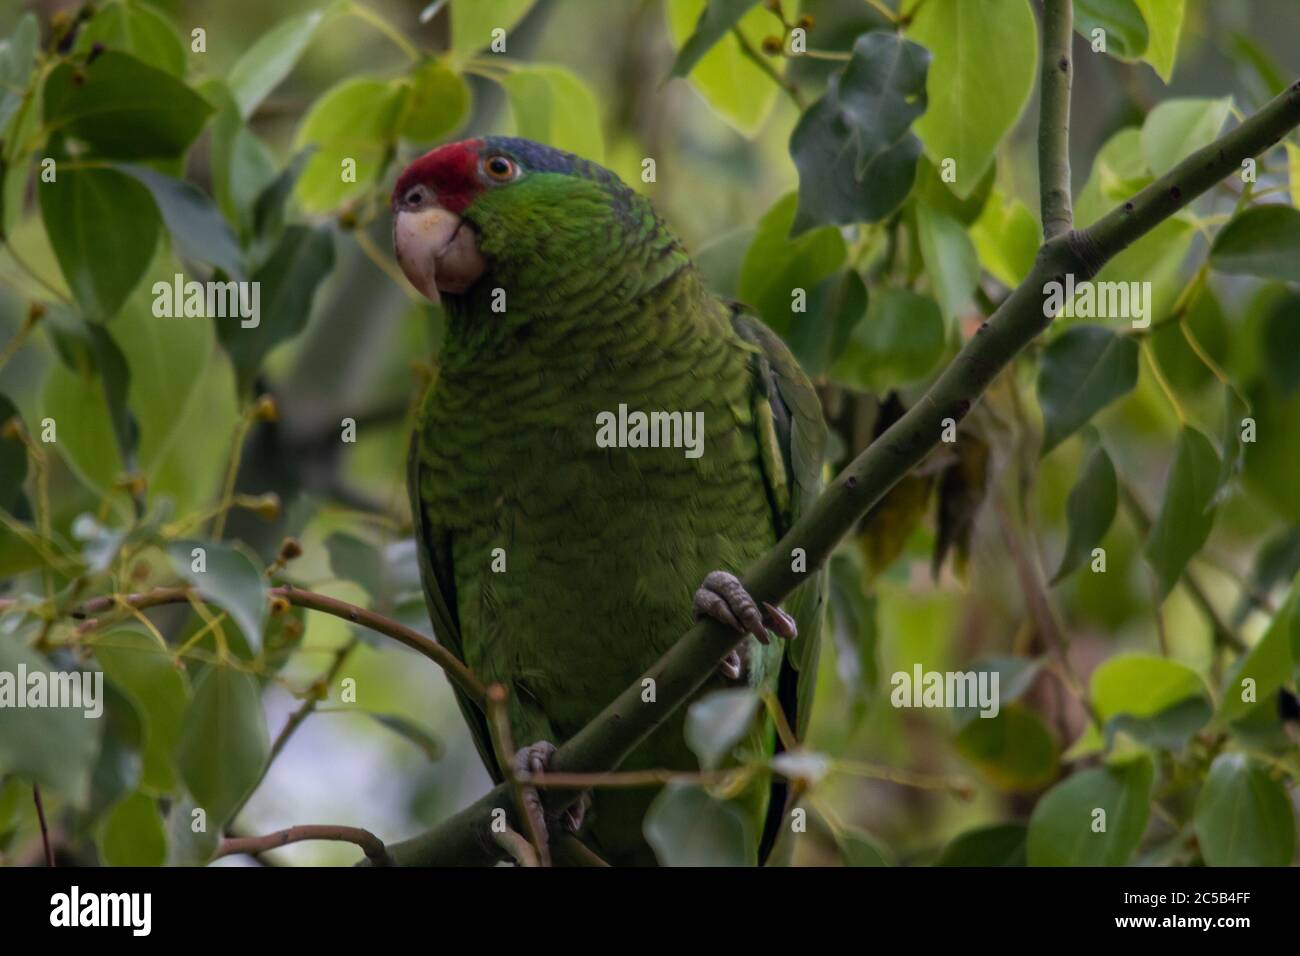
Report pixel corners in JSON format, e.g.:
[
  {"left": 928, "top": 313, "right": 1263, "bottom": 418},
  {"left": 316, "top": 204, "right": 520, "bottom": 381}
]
[
  {"left": 407, "top": 431, "right": 503, "bottom": 783},
  {"left": 730, "top": 306, "right": 827, "bottom": 862}
]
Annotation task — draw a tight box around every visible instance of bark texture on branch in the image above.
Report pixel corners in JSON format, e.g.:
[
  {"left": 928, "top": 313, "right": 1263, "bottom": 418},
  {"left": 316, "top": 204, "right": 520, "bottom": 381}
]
[{"left": 1039, "top": 0, "right": 1075, "bottom": 239}]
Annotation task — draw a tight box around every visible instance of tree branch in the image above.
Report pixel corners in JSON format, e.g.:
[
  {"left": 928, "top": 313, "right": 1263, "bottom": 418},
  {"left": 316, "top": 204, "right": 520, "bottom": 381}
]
[
  {"left": 70, "top": 585, "right": 486, "bottom": 706},
  {"left": 215, "top": 824, "right": 393, "bottom": 866},
  {"left": 1038, "top": 0, "right": 1075, "bottom": 238},
  {"left": 374, "top": 78, "right": 1300, "bottom": 866}
]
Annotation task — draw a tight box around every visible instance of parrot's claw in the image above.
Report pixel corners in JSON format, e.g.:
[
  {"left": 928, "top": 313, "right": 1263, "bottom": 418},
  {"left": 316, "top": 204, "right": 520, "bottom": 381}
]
[
  {"left": 694, "top": 570, "right": 797, "bottom": 647},
  {"left": 719, "top": 649, "right": 743, "bottom": 680},
  {"left": 511, "top": 740, "right": 591, "bottom": 853}
]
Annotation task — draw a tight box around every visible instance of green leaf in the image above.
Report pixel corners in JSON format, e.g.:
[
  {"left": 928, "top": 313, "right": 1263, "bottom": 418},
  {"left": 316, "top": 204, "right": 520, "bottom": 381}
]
[
  {"left": 502, "top": 65, "right": 604, "bottom": 162},
  {"left": 1149, "top": 285, "right": 1228, "bottom": 395},
  {"left": 910, "top": 0, "right": 1037, "bottom": 198},
  {"left": 828, "top": 547, "right": 880, "bottom": 706},
  {"left": 94, "top": 628, "right": 190, "bottom": 792},
  {"left": 206, "top": 81, "right": 278, "bottom": 242},
  {"left": 1074, "top": 127, "right": 1149, "bottom": 226},
  {"left": 98, "top": 790, "right": 167, "bottom": 866},
  {"left": 144, "top": 350, "right": 240, "bottom": 516},
  {"left": 1107, "top": 696, "right": 1211, "bottom": 751},
  {"left": 738, "top": 192, "right": 845, "bottom": 335},
  {"left": 1145, "top": 427, "right": 1220, "bottom": 601},
  {"left": 644, "top": 783, "right": 754, "bottom": 866},
  {"left": 784, "top": 269, "right": 867, "bottom": 377},
  {"left": 954, "top": 704, "right": 1059, "bottom": 792},
  {"left": 1141, "top": 96, "right": 1231, "bottom": 176},
  {"left": 0, "top": 14, "right": 39, "bottom": 134},
  {"left": 396, "top": 58, "right": 470, "bottom": 143},
  {"left": 1037, "top": 326, "right": 1139, "bottom": 455},
  {"left": 174, "top": 665, "right": 268, "bottom": 828},
  {"left": 935, "top": 823, "right": 1027, "bottom": 866},
  {"left": 916, "top": 200, "right": 979, "bottom": 324},
  {"left": 167, "top": 539, "right": 269, "bottom": 653},
  {"left": 0, "top": 638, "right": 101, "bottom": 801},
  {"left": 38, "top": 166, "right": 160, "bottom": 321},
  {"left": 1026, "top": 753, "right": 1154, "bottom": 865},
  {"left": 216, "top": 224, "right": 334, "bottom": 395},
  {"left": 669, "top": 0, "right": 759, "bottom": 78},
  {"left": 165, "top": 794, "right": 219, "bottom": 865},
  {"left": 75, "top": 0, "right": 186, "bottom": 77},
  {"left": 685, "top": 688, "right": 760, "bottom": 770},
  {"left": 116, "top": 164, "right": 244, "bottom": 279},
  {"left": 833, "top": 827, "right": 893, "bottom": 866},
  {"left": 970, "top": 193, "right": 1040, "bottom": 288},
  {"left": 830, "top": 287, "right": 945, "bottom": 391},
  {"left": 1133, "top": 0, "right": 1185, "bottom": 83},
  {"left": 1091, "top": 652, "right": 1208, "bottom": 720},
  {"left": 1074, "top": 0, "right": 1149, "bottom": 60},
  {"left": 43, "top": 52, "right": 213, "bottom": 159},
  {"left": 109, "top": 269, "right": 213, "bottom": 485},
  {"left": 954, "top": 657, "right": 1044, "bottom": 724},
  {"left": 1212, "top": 386, "right": 1248, "bottom": 505},
  {"left": 451, "top": 0, "right": 537, "bottom": 60},
  {"left": 325, "top": 532, "right": 421, "bottom": 612},
  {"left": 1219, "top": 582, "right": 1296, "bottom": 723},
  {"left": 666, "top": 0, "right": 779, "bottom": 135},
  {"left": 1225, "top": 32, "right": 1288, "bottom": 103},
  {"left": 88, "top": 682, "right": 144, "bottom": 821},
  {"left": 227, "top": 5, "right": 337, "bottom": 119},
  {"left": 370, "top": 713, "right": 443, "bottom": 761},
  {"left": 293, "top": 77, "right": 404, "bottom": 212},
  {"left": 1194, "top": 753, "right": 1296, "bottom": 866},
  {"left": 40, "top": 354, "right": 123, "bottom": 492},
  {"left": 789, "top": 31, "right": 928, "bottom": 233},
  {"left": 1095, "top": 217, "right": 1195, "bottom": 324},
  {"left": 1210, "top": 205, "right": 1300, "bottom": 283},
  {"left": 1235, "top": 530, "right": 1300, "bottom": 626},
  {"left": 914, "top": 157, "right": 996, "bottom": 227},
  {"left": 1052, "top": 443, "right": 1118, "bottom": 583}
]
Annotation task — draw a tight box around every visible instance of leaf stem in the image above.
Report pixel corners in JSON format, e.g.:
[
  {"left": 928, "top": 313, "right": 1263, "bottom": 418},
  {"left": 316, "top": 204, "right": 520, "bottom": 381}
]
[
  {"left": 486, "top": 683, "right": 551, "bottom": 866},
  {"left": 732, "top": 27, "right": 806, "bottom": 109},
  {"left": 1142, "top": 340, "right": 1188, "bottom": 425},
  {"left": 347, "top": 1, "right": 420, "bottom": 62}
]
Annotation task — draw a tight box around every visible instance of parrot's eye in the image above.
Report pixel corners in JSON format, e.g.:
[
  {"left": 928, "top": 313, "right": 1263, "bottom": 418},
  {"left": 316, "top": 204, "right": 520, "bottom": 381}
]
[
  {"left": 483, "top": 155, "right": 518, "bottom": 182},
  {"left": 404, "top": 185, "right": 428, "bottom": 207}
]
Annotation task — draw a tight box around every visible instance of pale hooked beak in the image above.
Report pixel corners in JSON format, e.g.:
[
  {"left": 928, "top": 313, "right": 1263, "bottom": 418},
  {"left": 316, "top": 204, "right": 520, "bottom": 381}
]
[{"left": 393, "top": 206, "right": 486, "bottom": 303}]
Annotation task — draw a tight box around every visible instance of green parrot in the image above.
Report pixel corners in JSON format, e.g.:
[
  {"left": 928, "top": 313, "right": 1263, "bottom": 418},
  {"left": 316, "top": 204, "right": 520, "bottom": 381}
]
[{"left": 392, "top": 136, "right": 826, "bottom": 866}]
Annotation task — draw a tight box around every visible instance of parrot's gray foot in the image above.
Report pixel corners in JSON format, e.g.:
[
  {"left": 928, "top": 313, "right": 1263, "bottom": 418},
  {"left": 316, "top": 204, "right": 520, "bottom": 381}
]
[
  {"left": 719, "top": 649, "right": 743, "bottom": 680},
  {"left": 694, "top": 570, "right": 798, "bottom": 649},
  {"left": 513, "top": 741, "right": 590, "bottom": 837}
]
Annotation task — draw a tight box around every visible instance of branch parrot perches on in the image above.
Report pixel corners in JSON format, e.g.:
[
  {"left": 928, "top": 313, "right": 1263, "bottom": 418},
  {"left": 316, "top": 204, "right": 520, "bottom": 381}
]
[{"left": 392, "top": 137, "right": 827, "bottom": 866}]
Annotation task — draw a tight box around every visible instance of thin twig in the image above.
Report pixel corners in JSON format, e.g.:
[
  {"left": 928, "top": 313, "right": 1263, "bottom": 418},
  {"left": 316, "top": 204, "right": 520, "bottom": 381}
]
[
  {"left": 215, "top": 824, "right": 393, "bottom": 865},
  {"left": 33, "top": 785, "right": 54, "bottom": 867},
  {"left": 732, "top": 27, "right": 806, "bottom": 109},
  {"left": 1119, "top": 481, "right": 1248, "bottom": 653},
  {"left": 485, "top": 684, "right": 550, "bottom": 866},
  {"left": 68, "top": 585, "right": 487, "bottom": 706}
]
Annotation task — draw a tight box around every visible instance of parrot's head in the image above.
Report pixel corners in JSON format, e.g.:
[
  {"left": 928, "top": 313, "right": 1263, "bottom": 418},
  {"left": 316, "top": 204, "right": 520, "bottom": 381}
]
[{"left": 392, "top": 136, "right": 652, "bottom": 308}]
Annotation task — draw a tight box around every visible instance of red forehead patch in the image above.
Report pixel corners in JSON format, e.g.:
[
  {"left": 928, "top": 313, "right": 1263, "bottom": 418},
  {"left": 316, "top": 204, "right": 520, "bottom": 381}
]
[{"left": 392, "top": 139, "right": 485, "bottom": 214}]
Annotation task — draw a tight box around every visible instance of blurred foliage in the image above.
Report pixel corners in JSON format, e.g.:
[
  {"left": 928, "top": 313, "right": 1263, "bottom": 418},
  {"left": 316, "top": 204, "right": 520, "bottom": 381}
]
[{"left": 0, "top": 0, "right": 1297, "bottom": 868}]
